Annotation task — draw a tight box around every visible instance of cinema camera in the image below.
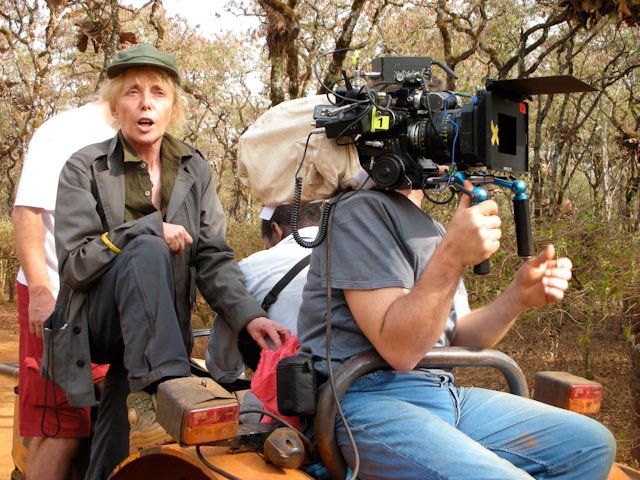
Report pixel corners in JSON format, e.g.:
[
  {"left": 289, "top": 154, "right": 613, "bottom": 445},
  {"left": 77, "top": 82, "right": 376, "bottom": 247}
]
[{"left": 309, "top": 53, "right": 595, "bottom": 272}]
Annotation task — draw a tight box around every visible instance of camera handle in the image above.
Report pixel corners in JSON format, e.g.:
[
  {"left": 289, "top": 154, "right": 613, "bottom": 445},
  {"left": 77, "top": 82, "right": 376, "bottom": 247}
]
[
  {"left": 450, "top": 172, "right": 490, "bottom": 275},
  {"left": 490, "top": 178, "right": 533, "bottom": 258},
  {"left": 471, "top": 186, "right": 491, "bottom": 275},
  {"left": 450, "top": 173, "right": 533, "bottom": 274}
]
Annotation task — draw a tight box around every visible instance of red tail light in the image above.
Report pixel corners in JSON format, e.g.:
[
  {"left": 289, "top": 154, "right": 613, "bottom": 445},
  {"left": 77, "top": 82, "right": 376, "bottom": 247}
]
[
  {"left": 182, "top": 402, "right": 239, "bottom": 445},
  {"left": 569, "top": 385, "right": 603, "bottom": 399},
  {"left": 533, "top": 371, "right": 603, "bottom": 415},
  {"left": 156, "top": 377, "right": 240, "bottom": 446},
  {"left": 567, "top": 384, "right": 603, "bottom": 414}
]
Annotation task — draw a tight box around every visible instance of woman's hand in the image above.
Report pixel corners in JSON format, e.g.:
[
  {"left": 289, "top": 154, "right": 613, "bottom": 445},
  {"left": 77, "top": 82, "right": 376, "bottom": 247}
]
[
  {"left": 246, "top": 317, "right": 292, "bottom": 350},
  {"left": 162, "top": 222, "right": 193, "bottom": 255}
]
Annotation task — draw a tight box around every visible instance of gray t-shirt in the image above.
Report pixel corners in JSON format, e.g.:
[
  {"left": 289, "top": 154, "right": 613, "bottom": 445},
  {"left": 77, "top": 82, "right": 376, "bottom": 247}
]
[{"left": 297, "top": 190, "right": 469, "bottom": 376}]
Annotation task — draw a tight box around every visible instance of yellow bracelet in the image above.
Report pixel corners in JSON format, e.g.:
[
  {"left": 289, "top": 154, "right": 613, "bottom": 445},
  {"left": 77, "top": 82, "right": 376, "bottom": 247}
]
[{"left": 101, "top": 232, "right": 121, "bottom": 254}]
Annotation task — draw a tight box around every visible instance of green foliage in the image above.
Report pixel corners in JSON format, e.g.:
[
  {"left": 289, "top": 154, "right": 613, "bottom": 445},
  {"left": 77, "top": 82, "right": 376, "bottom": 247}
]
[
  {"left": 0, "top": 217, "right": 15, "bottom": 258},
  {"left": 462, "top": 207, "right": 638, "bottom": 378},
  {"left": 226, "top": 214, "right": 264, "bottom": 261}
]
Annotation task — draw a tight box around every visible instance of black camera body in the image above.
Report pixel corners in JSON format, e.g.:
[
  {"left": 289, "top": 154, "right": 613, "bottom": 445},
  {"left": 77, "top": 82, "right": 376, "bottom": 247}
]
[{"left": 313, "top": 56, "right": 593, "bottom": 191}]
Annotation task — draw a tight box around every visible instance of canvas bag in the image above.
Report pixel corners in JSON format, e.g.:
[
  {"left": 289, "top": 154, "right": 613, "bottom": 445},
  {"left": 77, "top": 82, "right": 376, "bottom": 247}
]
[
  {"left": 251, "top": 335, "right": 301, "bottom": 429},
  {"left": 237, "top": 95, "right": 363, "bottom": 206}
]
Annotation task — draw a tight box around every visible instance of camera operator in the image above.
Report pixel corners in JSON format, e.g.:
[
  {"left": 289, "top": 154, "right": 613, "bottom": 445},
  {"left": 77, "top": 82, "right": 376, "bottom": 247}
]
[{"left": 297, "top": 184, "right": 615, "bottom": 479}]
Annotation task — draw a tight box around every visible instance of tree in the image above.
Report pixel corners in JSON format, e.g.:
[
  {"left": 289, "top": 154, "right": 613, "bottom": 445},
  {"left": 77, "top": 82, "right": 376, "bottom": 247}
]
[
  {"left": 560, "top": 0, "right": 640, "bottom": 28},
  {"left": 251, "top": 0, "right": 395, "bottom": 105}
]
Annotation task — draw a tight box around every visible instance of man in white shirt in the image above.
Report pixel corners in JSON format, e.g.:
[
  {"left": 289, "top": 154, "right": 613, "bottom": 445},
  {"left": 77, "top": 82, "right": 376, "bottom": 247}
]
[
  {"left": 206, "top": 203, "right": 320, "bottom": 382},
  {"left": 12, "top": 101, "right": 114, "bottom": 480}
]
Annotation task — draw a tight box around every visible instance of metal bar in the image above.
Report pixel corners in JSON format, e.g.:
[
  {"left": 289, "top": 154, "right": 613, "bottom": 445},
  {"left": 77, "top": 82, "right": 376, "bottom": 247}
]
[
  {"left": 193, "top": 328, "right": 211, "bottom": 338},
  {"left": 0, "top": 362, "right": 19, "bottom": 377}
]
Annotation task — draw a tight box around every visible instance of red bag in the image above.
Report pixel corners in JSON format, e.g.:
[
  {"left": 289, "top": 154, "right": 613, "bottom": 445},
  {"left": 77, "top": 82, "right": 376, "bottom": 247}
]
[{"left": 251, "top": 336, "right": 300, "bottom": 429}]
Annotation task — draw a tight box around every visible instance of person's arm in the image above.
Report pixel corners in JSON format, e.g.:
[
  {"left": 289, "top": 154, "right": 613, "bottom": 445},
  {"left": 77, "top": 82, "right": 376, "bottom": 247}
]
[
  {"left": 452, "top": 245, "right": 572, "bottom": 348},
  {"left": 12, "top": 206, "right": 55, "bottom": 337},
  {"left": 345, "top": 192, "right": 502, "bottom": 372},
  {"left": 56, "top": 156, "right": 164, "bottom": 290},
  {"left": 193, "top": 159, "right": 290, "bottom": 349}
]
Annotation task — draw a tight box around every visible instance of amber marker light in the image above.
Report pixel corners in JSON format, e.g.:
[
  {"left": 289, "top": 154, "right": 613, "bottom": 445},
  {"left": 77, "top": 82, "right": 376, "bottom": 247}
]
[
  {"left": 156, "top": 377, "right": 241, "bottom": 446},
  {"left": 533, "top": 371, "right": 603, "bottom": 415},
  {"left": 181, "top": 401, "right": 240, "bottom": 445},
  {"left": 566, "top": 384, "right": 603, "bottom": 414}
]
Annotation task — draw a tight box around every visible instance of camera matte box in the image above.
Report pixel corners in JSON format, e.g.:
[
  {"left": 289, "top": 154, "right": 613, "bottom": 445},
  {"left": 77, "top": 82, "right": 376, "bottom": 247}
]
[{"left": 479, "top": 90, "right": 529, "bottom": 173}]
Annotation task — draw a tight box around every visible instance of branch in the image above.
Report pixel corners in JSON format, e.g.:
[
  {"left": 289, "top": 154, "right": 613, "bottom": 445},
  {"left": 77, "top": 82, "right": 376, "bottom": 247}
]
[
  {"left": 258, "top": 0, "right": 297, "bottom": 23},
  {"left": 150, "top": 0, "right": 165, "bottom": 42},
  {"left": 321, "top": 0, "right": 368, "bottom": 88},
  {"left": 501, "top": 11, "right": 571, "bottom": 77}
]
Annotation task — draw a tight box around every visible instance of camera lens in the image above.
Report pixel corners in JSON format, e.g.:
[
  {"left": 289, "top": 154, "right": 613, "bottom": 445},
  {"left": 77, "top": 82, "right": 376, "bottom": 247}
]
[
  {"left": 371, "top": 154, "right": 406, "bottom": 189},
  {"left": 407, "top": 111, "right": 461, "bottom": 164}
]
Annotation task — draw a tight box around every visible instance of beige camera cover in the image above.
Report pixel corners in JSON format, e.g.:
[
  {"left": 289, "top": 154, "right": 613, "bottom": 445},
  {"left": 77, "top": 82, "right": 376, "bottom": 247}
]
[{"left": 237, "top": 95, "right": 363, "bottom": 206}]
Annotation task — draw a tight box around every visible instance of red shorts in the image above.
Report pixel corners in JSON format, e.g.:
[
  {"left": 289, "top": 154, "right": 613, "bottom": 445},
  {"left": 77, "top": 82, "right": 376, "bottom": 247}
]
[{"left": 17, "top": 282, "right": 109, "bottom": 438}]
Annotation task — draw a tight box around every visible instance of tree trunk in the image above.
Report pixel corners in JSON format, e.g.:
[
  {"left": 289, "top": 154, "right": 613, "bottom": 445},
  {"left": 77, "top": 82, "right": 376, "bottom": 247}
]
[
  {"left": 97, "top": 0, "right": 121, "bottom": 86},
  {"left": 270, "top": 54, "right": 287, "bottom": 106},
  {"left": 601, "top": 106, "right": 612, "bottom": 220},
  {"left": 257, "top": 0, "right": 299, "bottom": 106},
  {"left": 627, "top": 283, "right": 640, "bottom": 462}
]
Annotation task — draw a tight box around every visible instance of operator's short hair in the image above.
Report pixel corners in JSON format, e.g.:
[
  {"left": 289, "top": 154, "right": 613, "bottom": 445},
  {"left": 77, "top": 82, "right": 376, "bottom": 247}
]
[{"left": 261, "top": 204, "right": 321, "bottom": 240}]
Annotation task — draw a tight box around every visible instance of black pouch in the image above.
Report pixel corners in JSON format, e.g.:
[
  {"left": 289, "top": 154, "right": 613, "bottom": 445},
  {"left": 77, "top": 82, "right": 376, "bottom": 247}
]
[
  {"left": 41, "top": 306, "right": 69, "bottom": 382},
  {"left": 276, "top": 355, "right": 317, "bottom": 416}
]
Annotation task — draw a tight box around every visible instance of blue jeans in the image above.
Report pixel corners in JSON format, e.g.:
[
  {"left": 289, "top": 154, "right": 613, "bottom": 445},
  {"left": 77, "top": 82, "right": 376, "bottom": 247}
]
[{"left": 326, "top": 370, "right": 615, "bottom": 480}]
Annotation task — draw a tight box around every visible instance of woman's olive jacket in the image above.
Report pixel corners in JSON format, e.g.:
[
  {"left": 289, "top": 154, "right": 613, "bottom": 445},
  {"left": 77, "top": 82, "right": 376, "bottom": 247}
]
[{"left": 47, "top": 134, "right": 265, "bottom": 407}]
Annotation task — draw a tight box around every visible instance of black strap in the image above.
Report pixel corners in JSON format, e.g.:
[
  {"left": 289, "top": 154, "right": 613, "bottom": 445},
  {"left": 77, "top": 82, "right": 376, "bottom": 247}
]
[
  {"left": 238, "top": 254, "right": 312, "bottom": 372},
  {"left": 260, "top": 254, "right": 311, "bottom": 311}
]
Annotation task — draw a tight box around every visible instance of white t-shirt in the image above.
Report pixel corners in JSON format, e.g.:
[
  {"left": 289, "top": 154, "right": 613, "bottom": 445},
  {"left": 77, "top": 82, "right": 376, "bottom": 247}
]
[
  {"left": 14, "top": 102, "right": 115, "bottom": 297},
  {"left": 238, "top": 226, "right": 318, "bottom": 334},
  {"left": 205, "top": 226, "right": 317, "bottom": 382}
]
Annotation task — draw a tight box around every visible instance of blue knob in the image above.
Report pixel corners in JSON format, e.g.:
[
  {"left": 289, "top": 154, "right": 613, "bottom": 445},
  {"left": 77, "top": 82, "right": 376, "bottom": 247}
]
[
  {"left": 512, "top": 180, "right": 528, "bottom": 201},
  {"left": 472, "top": 187, "right": 488, "bottom": 204}
]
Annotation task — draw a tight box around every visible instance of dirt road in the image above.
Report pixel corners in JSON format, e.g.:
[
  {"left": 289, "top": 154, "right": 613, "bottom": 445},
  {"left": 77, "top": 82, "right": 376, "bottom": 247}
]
[{"left": 0, "top": 329, "right": 19, "bottom": 479}]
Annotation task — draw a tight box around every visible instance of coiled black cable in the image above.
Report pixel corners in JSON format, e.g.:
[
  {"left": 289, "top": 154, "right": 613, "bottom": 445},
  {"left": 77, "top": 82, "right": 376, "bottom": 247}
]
[
  {"left": 291, "top": 176, "right": 335, "bottom": 249},
  {"left": 290, "top": 129, "right": 336, "bottom": 249}
]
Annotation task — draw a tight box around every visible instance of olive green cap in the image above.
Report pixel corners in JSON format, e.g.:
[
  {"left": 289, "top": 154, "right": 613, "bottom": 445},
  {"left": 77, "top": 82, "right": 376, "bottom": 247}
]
[{"left": 107, "top": 43, "right": 180, "bottom": 84}]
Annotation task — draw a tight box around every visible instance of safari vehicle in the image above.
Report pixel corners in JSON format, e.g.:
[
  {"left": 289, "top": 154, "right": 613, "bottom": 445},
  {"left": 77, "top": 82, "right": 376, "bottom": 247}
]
[{"left": 8, "top": 333, "right": 639, "bottom": 480}]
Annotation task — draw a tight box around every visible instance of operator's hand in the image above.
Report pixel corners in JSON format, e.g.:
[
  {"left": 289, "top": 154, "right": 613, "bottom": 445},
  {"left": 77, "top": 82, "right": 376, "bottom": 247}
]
[
  {"left": 443, "top": 180, "right": 502, "bottom": 267},
  {"left": 246, "top": 316, "right": 291, "bottom": 350},
  {"left": 162, "top": 222, "right": 193, "bottom": 255},
  {"left": 28, "top": 285, "right": 55, "bottom": 338},
  {"left": 512, "top": 244, "right": 572, "bottom": 309}
]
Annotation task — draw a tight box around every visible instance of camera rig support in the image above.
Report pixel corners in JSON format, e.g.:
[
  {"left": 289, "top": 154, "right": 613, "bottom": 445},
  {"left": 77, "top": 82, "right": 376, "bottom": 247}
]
[
  {"left": 425, "top": 171, "right": 532, "bottom": 274},
  {"left": 291, "top": 51, "right": 596, "bottom": 274}
]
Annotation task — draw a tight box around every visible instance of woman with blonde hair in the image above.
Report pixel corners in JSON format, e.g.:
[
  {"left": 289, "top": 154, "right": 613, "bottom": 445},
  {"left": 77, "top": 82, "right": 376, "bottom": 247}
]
[{"left": 50, "top": 44, "right": 290, "bottom": 480}]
